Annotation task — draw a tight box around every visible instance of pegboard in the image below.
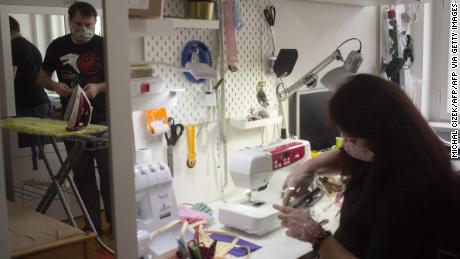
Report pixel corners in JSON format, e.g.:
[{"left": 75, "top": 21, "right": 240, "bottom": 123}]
[{"left": 144, "top": 0, "right": 278, "bottom": 123}]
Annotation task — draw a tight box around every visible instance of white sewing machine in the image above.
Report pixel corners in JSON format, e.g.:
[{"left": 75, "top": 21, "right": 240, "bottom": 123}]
[
  {"left": 219, "top": 139, "right": 311, "bottom": 236},
  {"left": 134, "top": 150, "right": 192, "bottom": 258}
]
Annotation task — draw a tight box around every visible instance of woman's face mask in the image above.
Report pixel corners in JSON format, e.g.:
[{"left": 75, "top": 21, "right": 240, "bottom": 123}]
[
  {"left": 343, "top": 137, "right": 374, "bottom": 162},
  {"left": 71, "top": 27, "right": 94, "bottom": 44}
]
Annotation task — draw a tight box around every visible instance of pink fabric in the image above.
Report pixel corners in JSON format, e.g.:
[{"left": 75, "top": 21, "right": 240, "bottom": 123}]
[
  {"left": 177, "top": 204, "right": 209, "bottom": 224},
  {"left": 224, "top": 0, "right": 238, "bottom": 71}
]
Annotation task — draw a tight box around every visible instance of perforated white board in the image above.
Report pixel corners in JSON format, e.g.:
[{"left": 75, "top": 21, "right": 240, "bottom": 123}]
[{"left": 144, "top": 0, "right": 278, "bottom": 123}]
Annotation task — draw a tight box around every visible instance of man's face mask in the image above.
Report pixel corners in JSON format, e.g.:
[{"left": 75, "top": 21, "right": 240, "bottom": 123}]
[
  {"left": 72, "top": 27, "right": 94, "bottom": 44},
  {"left": 343, "top": 137, "right": 374, "bottom": 162}
]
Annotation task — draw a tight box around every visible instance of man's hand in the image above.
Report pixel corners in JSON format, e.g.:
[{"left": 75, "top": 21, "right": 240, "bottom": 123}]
[
  {"left": 83, "top": 83, "right": 102, "bottom": 99},
  {"left": 53, "top": 82, "right": 72, "bottom": 97}
]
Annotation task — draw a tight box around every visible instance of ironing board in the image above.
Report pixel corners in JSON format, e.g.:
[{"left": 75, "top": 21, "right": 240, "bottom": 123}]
[{"left": 1, "top": 117, "right": 108, "bottom": 236}]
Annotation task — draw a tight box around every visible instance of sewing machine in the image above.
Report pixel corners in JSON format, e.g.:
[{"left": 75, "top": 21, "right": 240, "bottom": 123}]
[
  {"left": 134, "top": 153, "right": 192, "bottom": 258},
  {"left": 219, "top": 139, "right": 311, "bottom": 236}
]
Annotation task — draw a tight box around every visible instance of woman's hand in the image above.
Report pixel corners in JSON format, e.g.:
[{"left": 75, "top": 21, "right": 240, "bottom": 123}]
[
  {"left": 282, "top": 166, "right": 315, "bottom": 206},
  {"left": 282, "top": 149, "right": 342, "bottom": 206},
  {"left": 273, "top": 204, "right": 323, "bottom": 242}
]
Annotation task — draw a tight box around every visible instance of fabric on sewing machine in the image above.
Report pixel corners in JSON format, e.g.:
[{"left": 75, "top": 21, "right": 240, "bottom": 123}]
[{"left": 1, "top": 117, "right": 107, "bottom": 137}]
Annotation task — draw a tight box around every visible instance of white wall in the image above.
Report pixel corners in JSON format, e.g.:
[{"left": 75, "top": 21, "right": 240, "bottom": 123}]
[{"left": 274, "top": 0, "right": 379, "bottom": 88}]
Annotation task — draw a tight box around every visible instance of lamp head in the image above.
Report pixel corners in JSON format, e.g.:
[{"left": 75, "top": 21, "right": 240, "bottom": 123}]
[
  {"left": 343, "top": 50, "right": 363, "bottom": 73},
  {"left": 321, "top": 50, "right": 362, "bottom": 92}
]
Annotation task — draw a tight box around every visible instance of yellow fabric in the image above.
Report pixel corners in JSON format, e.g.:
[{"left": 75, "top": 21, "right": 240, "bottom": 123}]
[{"left": 0, "top": 117, "right": 107, "bottom": 137}]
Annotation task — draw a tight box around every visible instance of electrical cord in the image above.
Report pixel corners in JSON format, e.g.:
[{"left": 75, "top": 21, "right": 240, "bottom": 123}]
[
  {"left": 403, "top": 34, "right": 415, "bottom": 70},
  {"left": 335, "top": 38, "right": 362, "bottom": 52}
]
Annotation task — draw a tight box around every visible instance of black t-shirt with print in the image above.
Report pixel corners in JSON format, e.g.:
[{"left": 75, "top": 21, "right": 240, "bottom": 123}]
[
  {"left": 11, "top": 36, "right": 49, "bottom": 111},
  {"left": 42, "top": 34, "right": 106, "bottom": 122}
]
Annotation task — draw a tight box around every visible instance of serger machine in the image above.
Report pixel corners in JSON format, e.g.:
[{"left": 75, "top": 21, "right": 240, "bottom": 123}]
[
  {"left": 219, "top": 139, "right": 311, "bottom": 236},
  {"left": 134, "top": 150, "right": 192, "bottom": 258}
]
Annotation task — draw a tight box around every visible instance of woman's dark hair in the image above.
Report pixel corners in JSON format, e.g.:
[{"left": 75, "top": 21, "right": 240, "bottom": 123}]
[
  {"left": 329, "top": 74, "right": 460, "bottom": 252},
  {"left": 68, "top": 1, "right": 97, "bottom": 19},
  {"left": 9, "top": 16, "right": 20, "bottom": 33}
]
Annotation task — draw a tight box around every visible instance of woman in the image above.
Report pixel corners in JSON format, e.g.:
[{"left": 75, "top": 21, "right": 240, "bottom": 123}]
[{"left": 273, "top": 74, "right": 460, "bottom": 259}]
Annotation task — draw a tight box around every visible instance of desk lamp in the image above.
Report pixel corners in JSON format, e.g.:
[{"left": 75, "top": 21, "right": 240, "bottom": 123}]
[{"left": 274, "top": 38, "right": 363, "bottom": 138}]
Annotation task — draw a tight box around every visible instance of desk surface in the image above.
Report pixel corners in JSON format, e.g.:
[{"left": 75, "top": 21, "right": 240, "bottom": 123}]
[
  {"left": 1, "top": 117, "right": 107, "bottom": 137},
  {"left": 206, "top": 174, "right": 341, "bottom": 259},
  {"left": 207, "top": 197, "right": 313, "bottom": 259}
]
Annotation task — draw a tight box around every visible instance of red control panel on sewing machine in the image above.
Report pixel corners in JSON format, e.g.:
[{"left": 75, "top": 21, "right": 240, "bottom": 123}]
[{"left": 267, "top": 141, "right": 306, "bottom": 170}]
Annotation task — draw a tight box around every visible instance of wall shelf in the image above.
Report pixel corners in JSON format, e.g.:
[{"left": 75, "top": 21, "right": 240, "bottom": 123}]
[
  {"left": 131, "top": 91, "right": 180, "bottom": 111},
  {"left": 130, "top": 76, "right": 186, "bottom": 97},
  {"left": 230, "top": 116, "right": 283, "bottom": 130},
  {"left": 300, "top": 0, "right": 430, "bottom": 6},
  {"left": 129, "top": 17, "right": 219, "bottom": 37},
  {"left": 167, "top": 17, "right": 219, "bottom": 29},
  {"left": 131, "top": 87, "right": 184, "bottom": 111}
]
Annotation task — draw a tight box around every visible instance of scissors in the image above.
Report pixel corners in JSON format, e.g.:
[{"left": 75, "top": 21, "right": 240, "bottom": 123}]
[
  {"left": 264, "top": 5, "right": 276, "bottom": 55},
  {"left": 165, "top": 117, "right": 184, "bottom": 176},
  {"left": 263, "top": 5, "right": 276, "bottom": 28}
]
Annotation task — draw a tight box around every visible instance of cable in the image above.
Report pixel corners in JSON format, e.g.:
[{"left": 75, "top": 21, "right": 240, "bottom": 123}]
[
  {"left": 335, "top": 38, "right": 362, "bottom": 52},
  {"left": 215, "top": 0, "right": 228, "bottom": 200},
  {"left": 402, "top": 34, "right": 415, "bottom": 70},
  {"left": 259, "top": 0, "right": 264, "bottom": 79}
]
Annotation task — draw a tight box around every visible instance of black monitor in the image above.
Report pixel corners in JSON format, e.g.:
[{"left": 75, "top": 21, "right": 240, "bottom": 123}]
[{"left": 289, "top": 88, "right": 339, "bottom": 151}]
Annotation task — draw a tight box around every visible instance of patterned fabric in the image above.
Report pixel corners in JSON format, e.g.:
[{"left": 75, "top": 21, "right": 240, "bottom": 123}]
[{"left": 1, "top": 117, "right": 107, "bottom": 138}]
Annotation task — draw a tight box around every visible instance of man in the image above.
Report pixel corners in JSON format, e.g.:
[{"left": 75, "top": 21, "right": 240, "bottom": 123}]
[
  {"left": 10, "top": 16, "right": 52, "bottom": 169},
  {"left": 10, "top": 17, "right": 52, "bottom": 129},
  {"left": 36, "top": 1, "right": 111, "bottom": 235}
]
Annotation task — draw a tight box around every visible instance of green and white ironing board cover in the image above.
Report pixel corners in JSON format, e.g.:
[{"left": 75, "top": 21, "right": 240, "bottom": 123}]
[{"left": 0, "top": 117, "right": 107, "bottom": 138}]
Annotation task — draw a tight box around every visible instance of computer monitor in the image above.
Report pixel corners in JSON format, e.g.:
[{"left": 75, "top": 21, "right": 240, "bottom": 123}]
[{"left": 289, "top": 88, "right": 339, "bottom": 151}]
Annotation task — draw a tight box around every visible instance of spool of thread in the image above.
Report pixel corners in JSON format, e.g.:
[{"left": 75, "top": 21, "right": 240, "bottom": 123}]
[
  {"left": 150, "top": 120, "right": 170, "bottom": 137},
  {"left": 136, "top": 148, "right": 152, "bottom": 164}
]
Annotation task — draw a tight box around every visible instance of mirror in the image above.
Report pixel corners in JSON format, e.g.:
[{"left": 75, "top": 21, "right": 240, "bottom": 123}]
[
  {"left": 1, "top": 2, "right": 115, "bottom": 257},
  {"left": 9, "top": 12, "right": 103, "bottom": 125}
]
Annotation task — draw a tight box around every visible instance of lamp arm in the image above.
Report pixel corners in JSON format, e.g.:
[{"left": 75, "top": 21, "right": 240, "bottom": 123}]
[{"left": 276, "top": 49, "right": 342, "bottom": 102}]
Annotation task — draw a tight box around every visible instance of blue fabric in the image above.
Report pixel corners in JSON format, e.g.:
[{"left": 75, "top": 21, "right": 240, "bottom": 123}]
[
  {"left": 181, "top": 41, "right": 212, "bottom": 84},
  {"left": 209, "top": 233, "right": 262, "bottom": 257},
  {"left": 232, "top": 0, "right": 245, "bottom": 31}
]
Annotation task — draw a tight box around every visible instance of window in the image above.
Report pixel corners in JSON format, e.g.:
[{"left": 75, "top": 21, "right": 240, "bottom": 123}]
[{"left": 425, "top": 0, "right": 452, "bottom": 122}]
